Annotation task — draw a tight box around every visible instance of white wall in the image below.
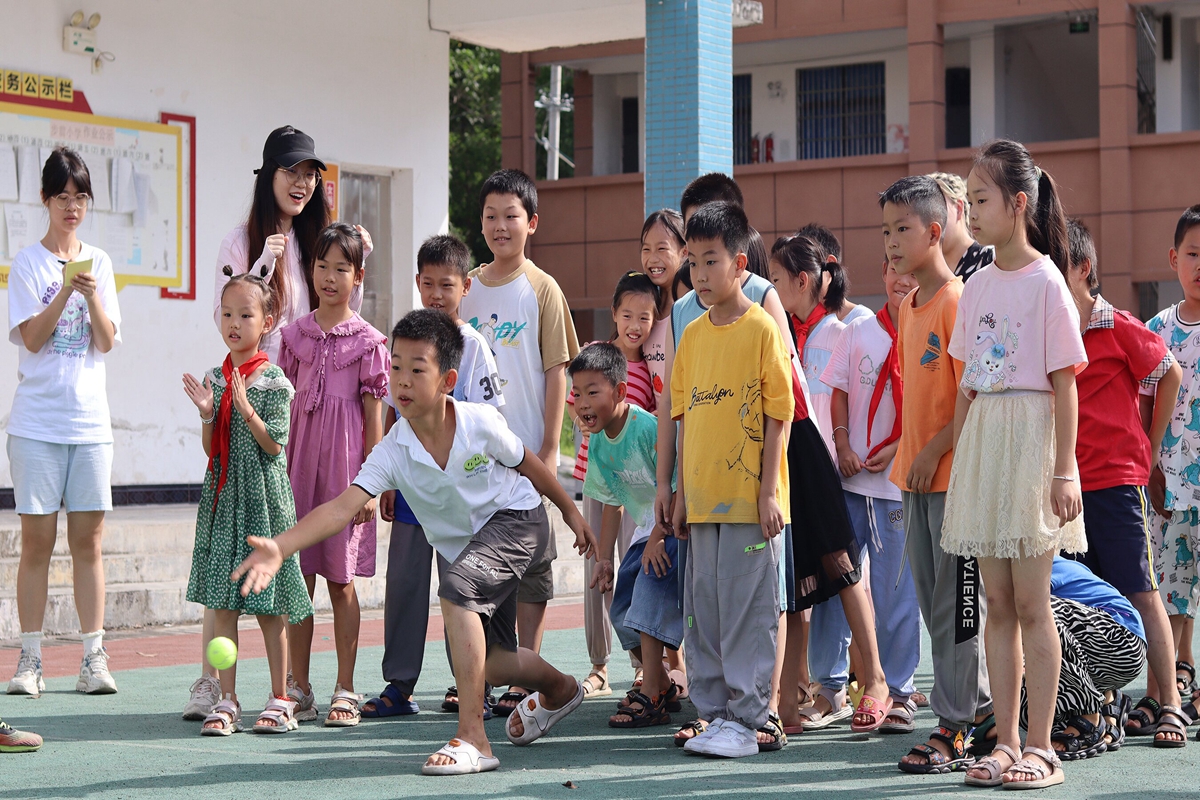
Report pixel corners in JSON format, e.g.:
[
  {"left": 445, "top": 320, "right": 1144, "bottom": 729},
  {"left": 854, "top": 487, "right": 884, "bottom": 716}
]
[
  {"left": 997, "top": 19, "right": 1099, "bottom": 142},
  {"left": 591, "top": 72, "right": 643, "bottom": 176},
  {"left": 0, "top": 0, "right": 450, "bottom": 487},
  {"left": 1156, "top": 12, "right": 1200, "bottom": 133}
]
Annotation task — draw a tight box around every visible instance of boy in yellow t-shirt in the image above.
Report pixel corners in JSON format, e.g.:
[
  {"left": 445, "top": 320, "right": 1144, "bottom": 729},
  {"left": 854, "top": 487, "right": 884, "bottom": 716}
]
[{"left": 670, "top": 202, "right": 794, "bottom": 758}]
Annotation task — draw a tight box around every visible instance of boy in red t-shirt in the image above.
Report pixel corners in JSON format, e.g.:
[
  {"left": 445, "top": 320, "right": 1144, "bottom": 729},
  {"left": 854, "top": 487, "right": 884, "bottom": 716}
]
[{"left": 1064, "top": 218, "right": 1187, "bottom": 747}]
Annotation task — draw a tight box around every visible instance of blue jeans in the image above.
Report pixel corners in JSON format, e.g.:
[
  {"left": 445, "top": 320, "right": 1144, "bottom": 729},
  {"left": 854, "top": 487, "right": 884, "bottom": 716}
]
[
  {"left": 611, "top": 537, "right": 683, "bottom": 651},
  {"left": 808, "top": 492, "right": 920, "bottom": 700}
]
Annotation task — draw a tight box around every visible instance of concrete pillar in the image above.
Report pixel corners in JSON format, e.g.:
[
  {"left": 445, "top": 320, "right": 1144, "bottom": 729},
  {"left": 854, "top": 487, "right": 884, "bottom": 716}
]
[
  {"left": 1098, "top": 0, "right": 1137, "bottom": 311},
  {"left": 907, "top": 0, "right": 944, "bottom": 174},
  {"left": 643, "top": 0, "right": 733, "bottom": 215},
  {"left": 574, "top": 70, "right": 594, "bottom": 177},
  {"left": 969, "top": 30, "right": 996, "bottom": 146},
  {"left": 500, "top": 52, "right": 537, "bottom": 175}
]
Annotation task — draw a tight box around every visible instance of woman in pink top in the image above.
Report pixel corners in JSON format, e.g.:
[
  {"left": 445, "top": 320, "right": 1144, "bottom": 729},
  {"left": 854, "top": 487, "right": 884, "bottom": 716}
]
[{"left": 281, "top": 223, "right": 389, "bottom": 726}]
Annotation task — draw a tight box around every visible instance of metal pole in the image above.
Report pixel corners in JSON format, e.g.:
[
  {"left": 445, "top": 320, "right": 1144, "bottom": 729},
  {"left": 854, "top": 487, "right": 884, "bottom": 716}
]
[{"left": 547, "top": 65, "right": 562, "bottom": 181}]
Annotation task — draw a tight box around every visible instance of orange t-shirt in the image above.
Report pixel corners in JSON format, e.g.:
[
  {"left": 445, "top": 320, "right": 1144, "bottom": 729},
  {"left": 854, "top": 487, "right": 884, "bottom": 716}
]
[{"left": 889, "top": 277, "right": 964, "bottom": 494}]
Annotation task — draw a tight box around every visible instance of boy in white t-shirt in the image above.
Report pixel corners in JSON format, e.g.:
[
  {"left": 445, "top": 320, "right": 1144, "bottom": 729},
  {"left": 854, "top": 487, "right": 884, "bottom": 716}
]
[
  {"left": 460, "top": 169, "right": 580, "bottom": 713},
  {"left": 234, "top": 309, "right": 596, "bottom": 775},
  {"left": 364, "top": 234, "right": 505, "bottom": 719},
  {"left": 818, "top": 258, "right": 923, "bottom": 732}
]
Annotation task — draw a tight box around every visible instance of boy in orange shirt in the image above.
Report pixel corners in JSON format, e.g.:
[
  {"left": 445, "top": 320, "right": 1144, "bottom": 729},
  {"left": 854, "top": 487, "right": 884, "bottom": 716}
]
[{"left": 882, "top": 176, "right": 994, "bottom": 774}]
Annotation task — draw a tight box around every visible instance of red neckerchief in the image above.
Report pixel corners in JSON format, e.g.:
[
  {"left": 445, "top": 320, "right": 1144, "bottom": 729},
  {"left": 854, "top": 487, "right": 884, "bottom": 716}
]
[
  {"left": 209, "top": 352, "right": 270, "bottom": 510},
  {"left": 866, "top": 305, "right": 903, "bottom": 459},
  {"left": 791, "top": 305, "right": 829, "bottom": 361}
]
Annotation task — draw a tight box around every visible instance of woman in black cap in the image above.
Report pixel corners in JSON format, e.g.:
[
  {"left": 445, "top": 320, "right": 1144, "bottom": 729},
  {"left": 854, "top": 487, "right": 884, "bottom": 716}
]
[
  {"left": 185, "top": 126, "right": 370, "bottom": 722},
  {"left": 209, "top": 125, "right": 369, "bottom": 363}
]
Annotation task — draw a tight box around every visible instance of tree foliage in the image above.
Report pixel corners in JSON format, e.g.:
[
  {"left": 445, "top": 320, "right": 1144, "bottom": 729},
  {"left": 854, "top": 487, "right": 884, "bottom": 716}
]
[{"left": 448, "top": 41, "right": 502, "bottom": 267}]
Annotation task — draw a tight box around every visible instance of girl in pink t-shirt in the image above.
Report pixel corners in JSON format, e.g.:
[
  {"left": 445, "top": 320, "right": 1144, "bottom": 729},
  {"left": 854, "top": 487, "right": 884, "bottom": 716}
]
[
  {"left": 640, "top": 209, "right": 688, "bottom": 406},
  {"left": 944, "top": 140, "right": 1087, "bottom": 790}
]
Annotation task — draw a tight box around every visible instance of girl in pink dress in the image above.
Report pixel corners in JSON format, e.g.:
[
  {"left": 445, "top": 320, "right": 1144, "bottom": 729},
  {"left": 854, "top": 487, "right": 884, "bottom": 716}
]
[{"left": 280, "top": 223, "right": 390, "bottom": 727}]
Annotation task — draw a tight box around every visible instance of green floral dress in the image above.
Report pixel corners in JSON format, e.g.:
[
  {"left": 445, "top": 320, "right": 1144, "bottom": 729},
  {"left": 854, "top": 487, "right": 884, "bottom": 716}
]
[{"left": 186, "top": 364, "right": 313, "bottom": 621}]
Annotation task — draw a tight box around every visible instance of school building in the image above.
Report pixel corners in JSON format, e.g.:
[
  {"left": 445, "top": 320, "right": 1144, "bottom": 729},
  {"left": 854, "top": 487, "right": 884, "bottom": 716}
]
[{"left": 447, "top": 0, "right": 1200, "bottom": 334}]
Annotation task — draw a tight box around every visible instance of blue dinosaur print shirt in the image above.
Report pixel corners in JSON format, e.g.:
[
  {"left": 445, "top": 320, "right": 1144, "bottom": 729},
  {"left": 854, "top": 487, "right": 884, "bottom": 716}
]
[{"left": 1146, "top": 304, "right": 1200, "bottom": 511}]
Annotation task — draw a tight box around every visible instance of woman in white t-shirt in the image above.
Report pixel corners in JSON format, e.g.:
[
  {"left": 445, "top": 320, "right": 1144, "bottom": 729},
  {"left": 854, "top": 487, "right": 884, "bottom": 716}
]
[
  {"left": 6, "top": 147, "right": 121, "bottom": 697},
  {"left": 186, "top": 126, "right": 371, "bottom": 719}
]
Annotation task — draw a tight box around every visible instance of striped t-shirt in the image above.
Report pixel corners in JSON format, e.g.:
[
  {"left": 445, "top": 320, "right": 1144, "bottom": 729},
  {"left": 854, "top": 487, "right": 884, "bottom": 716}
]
[{"left": 569, "top": 357, "right": 657, "bottom": 481}]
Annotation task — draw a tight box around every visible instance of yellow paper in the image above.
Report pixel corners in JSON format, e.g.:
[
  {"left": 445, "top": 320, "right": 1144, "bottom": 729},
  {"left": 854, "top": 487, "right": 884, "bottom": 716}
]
[{"left": 62, "top": 258, "right": 93, "bottom": 283}]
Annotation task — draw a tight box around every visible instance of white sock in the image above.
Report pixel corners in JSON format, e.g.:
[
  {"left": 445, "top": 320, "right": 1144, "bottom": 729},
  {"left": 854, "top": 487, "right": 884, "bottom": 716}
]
[
  {"left": 19, "top": 631, "right": 42, "bottom": 661},
  {"left": 81, "top": 629, "right": 104, "bottom": 655}
]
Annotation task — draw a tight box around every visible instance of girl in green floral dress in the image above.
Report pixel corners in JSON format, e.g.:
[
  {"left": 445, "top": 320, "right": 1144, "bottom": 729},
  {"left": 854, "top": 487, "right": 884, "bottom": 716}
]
[{"left": 182, "top": 268, "right": 313, "bottom": 736}]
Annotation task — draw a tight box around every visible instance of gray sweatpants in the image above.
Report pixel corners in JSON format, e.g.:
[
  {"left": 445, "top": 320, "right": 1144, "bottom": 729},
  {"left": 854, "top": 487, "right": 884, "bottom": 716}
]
[
  {"left": 381, "top": 521, "right": 448, "bottom": 694},
  {"left": 903, "top": 491, "right": 992, "bottom": 729},
  {"left": 683, "top": 522, "right": 780, "bottom": 730}
]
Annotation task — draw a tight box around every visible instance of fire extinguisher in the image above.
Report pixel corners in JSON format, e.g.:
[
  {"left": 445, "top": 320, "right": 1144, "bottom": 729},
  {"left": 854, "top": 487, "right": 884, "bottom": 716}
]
[
  {"left": 750, "top": 134, "right": 760, "bottom": 164},
  {"left": 764, "top": 133, "right": 774, "bottom": 163}
]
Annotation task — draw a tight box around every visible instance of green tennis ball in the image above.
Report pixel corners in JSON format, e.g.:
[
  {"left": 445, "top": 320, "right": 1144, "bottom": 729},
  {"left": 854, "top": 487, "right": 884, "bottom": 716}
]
[{"left": 207, "top": 636, "right": 237, "bottom": 671}]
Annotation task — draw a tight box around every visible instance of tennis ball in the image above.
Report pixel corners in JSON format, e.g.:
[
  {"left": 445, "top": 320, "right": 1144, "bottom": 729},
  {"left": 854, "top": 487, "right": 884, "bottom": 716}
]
[{"left": 207, "top": 636, "right": 237, "bottom": 671}]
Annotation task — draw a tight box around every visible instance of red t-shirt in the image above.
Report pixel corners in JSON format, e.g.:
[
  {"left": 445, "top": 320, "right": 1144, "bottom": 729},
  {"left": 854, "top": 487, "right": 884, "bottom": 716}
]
[{"left": 1076, "top": 302, "right": 1169, "bottom": 491}]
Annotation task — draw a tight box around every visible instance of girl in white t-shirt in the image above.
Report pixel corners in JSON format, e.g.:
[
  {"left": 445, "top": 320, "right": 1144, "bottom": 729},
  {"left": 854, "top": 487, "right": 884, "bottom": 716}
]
[
  {"left": 6, "top": 147, "right": 121, "bottom": 698},
  {"left": 948, "top": 140, "right": 1087, "bottom": 789}
]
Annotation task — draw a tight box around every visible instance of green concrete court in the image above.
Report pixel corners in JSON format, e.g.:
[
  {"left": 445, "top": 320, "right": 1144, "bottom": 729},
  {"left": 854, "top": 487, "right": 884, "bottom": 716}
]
[{"left": 4, "top": 626, "right": 1199, "bottom": 800}]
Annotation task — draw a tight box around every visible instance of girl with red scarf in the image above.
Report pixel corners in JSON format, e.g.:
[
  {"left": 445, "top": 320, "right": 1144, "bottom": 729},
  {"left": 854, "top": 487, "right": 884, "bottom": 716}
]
[
  {"left": 182, "top": 268, "right": 313, "bottom": 737},
  {"left": 767, "top": 235, "right": 893, "bottom": 736}
]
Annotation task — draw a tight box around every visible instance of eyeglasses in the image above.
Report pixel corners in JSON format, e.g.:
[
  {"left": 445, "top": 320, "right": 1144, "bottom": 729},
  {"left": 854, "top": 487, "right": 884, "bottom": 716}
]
[
  {"left": 52, "top": 193, "right": 91, "bottom": 210},
  {"left": 279, "top": 167, "right": 320, "bottom": 187}
]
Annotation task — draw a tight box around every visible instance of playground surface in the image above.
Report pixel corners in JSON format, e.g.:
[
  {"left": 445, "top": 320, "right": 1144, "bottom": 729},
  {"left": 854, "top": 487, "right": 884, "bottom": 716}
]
[{"left": 3, "top": 605, "right": 1198, "bottom": 800}]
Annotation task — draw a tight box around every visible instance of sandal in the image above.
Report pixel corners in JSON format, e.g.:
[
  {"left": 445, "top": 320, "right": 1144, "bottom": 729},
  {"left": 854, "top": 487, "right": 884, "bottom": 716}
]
[
  {"left": 442, "top": 686, "right": 494, "bottom": 720},
  {"left": 850, "top": 693, "right": 893, "bottom": 733},
  {"left": 967, "top": 712, "right": 998, "bottom": 756},
  {"left": 324, "top": 686, "right": 363, "bottom": 728},
  {"left": 757, "top": 710, "right": 786, "bottom": 752},
  {"left": 609, "top": 690, "right": 671, "bottom": 728},
  {"left": 618, "top": 682, "right": 682, "bottom": 713},
  {"left": 1001, "top": 745, "right": 1063, "bottom": 790},
  {"left": 582, "top": 670, "right": 612, "bottom": 698},
  {"left": 631, "top": 668, "right": 644, "bottom": 690},
  {"left": 667, "top": 668, "right": 688, "bottom": 700},
  {"left": 799, "top": 686, "right": 852, "bottom": 731},
  {"left": 674, "top": 718, "right": 709, "bottom": 747},
  {"left": 899, "top": 726, "right": 977, "bottom": 775},
  {"left": 506, "top": 681, "right": 584, "bottom": 746},
  {"left": 912, "top": 690, "right": 929, "bottom": 708},
  {"left": 1153, "top": 704, "right": 1189, "bottom": 748},
  {"left": 1101, "top": 690, "right": 1131, "bottom": 751},
  {"left": 421, "top": 738, "right": 499, "bottom": 776},
  {"left": 200, "top": 697, "right": 242, "bottom": 737},
  {"left": 879, "top": 697, "right": 917, "bottom": 734},
  {"left": 1051, "top": 714, "right": 1107, "bottom": 760},
  {"left": 1126, "top": 695, "right": 1161, "bottom": 736},
  {"left": 963, "top": 742, "right": 1018, "bottom": 786},
  {"left": 253, "top": 695, "right": 298, "bottom": 734},
  {"left": 287, "top": 679, "right": 317, "bottom": 723},
  {"left": 362, "top": 684, "right": 419, "bottom": 718},
  {"left": 494, "top": 688, "right": 530, "bottom": 716}
]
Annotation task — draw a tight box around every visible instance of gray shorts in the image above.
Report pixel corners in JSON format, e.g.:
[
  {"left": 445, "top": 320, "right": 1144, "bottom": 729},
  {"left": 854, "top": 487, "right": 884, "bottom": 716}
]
[
  {"left": 438, "top": 505, "right": 550, "bottom": 652},
  {"left": 517, "top": 497, "right": 560, "bottom": 603}
]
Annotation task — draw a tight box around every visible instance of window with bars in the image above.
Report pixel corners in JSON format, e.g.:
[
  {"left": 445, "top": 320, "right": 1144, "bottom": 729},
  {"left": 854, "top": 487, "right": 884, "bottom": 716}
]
[
  {"left": 733, "top": 74, "right": 752, "bottom": 165},
  {"left": 796, "top": 62, "right": 886, "bottom": 160}
]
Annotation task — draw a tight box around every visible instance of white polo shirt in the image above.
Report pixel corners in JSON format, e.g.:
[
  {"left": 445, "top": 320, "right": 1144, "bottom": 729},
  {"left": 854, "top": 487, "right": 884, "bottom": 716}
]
[{"left": 352, "top": 397, "right": 541, "bottom": 561}]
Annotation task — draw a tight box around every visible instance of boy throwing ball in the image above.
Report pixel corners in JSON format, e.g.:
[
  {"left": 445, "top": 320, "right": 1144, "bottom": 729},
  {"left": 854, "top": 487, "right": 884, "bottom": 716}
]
[{"left": 234, "top": 309, "right": 596, "bottom": 775}]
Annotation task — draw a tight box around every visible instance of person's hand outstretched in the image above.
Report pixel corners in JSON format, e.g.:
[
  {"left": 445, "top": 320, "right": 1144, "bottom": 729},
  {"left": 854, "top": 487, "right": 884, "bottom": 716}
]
[
  {"left": 182, "top": 373, "right": 214, "bottom": 420},
  {"left": 232, "top": 536, "right": 284, "bottom": 596}
]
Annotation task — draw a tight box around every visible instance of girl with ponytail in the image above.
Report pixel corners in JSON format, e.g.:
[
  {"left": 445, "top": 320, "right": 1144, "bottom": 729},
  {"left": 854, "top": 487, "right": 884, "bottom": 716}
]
[{"left": 945, "top": 140, "right": 1087, "bottom": 789}]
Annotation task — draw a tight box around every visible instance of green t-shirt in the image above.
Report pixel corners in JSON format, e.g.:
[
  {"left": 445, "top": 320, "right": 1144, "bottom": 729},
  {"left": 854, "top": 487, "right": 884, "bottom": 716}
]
[{"left": 582, "top": 404, "right": 670, "bottom": 546}]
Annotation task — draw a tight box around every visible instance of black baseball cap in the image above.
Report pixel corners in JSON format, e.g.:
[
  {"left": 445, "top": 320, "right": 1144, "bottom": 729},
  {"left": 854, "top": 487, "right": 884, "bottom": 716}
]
[{"left": 257, "top": 126, "right": 326, "bottom": 172}]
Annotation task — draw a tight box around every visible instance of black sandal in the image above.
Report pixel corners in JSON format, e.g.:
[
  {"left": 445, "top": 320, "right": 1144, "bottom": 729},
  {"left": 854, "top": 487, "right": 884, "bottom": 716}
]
[
  {"left": 897, "top": 726, "right": 975, "bottom": 774},
  {"left": 609, "top": 691, "right": 671, "bottom": 729},
  {"left": 674, "top": 718, "right": 709, "bottom": 746},
  {"left": 617, "top": 681, "right": 682, "bottom": 713},
  {"left": 1102, "top": 690, "right": 1131, "bottom": 751},
  {"left": 1051, "top": 714, "right": 1108, "bottom": 761},
  {"left": 758, "top": 710, "right": 786, "bottom": 752},
  {"left": 493, "top": 688, "right": 529, "bottom": 716},
  {"left": 1126, "top": 696, "right": 1161, "bottom": 736},
  {"left": 966, "top": 712, "right": 997, "bottom": 756},
  {"left": 1153, "top": 705, "right": 1189, "bottom": 748}
]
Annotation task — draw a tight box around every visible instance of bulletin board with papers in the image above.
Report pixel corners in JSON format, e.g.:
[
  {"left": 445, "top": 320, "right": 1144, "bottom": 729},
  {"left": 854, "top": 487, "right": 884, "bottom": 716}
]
[{"left": 0, "top": 100, "right": 188, "bottom": 291}]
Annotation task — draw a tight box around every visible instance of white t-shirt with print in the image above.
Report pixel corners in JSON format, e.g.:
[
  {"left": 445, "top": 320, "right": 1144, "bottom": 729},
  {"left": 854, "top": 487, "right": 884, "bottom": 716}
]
[
  {"left": 802, "top": 313, "right": 847, "bottom": 458},
  {"left": 820, "top": 314, "right": 903, "bottom": 501},
  {"left": 7, "top": 241, "right": 122, "bottom": 444},
  {"left": 352, "top": 398, "right": 541, "bottom": 561},
  {"left": 384, "top": 322, "right": 505, "bottom": 412}
]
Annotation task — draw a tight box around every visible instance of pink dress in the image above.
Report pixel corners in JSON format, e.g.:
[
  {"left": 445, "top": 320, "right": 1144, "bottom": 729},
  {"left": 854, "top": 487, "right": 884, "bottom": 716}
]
[{"left": 280, "top": 312, "right": 389, "bottom": 583}]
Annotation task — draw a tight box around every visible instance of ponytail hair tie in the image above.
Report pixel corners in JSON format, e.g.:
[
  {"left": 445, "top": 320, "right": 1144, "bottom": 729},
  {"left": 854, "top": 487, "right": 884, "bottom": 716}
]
[
  {"left": 1035, "top": 165, "right": 1043, "bottom": 180},
  {"left": 221, "top": 264, "right": 234, "bottom": 277}
]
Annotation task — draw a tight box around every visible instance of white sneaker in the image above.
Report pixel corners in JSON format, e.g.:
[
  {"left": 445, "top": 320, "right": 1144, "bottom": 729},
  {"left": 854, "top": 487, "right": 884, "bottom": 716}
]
[
  {"left": 6, "top": 650, "right": 45, "bottom": 697},
  {"left": 683, "top": 717, "right": 724, "bottom": 753},
  {"left": 688, "top": 719, "right": 759, "bottom": 758},
  {"left": 183, "top": 675, "right": 222, "bottom": 720},
  {"left": 76, "top": 648, "right": 118, "bottom": 694}
]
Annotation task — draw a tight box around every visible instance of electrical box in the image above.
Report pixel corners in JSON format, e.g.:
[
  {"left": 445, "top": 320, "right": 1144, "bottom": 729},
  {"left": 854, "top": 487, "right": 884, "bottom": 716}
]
[{"left": 63, "top": 26, "right": 97, "bottom": 55}]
